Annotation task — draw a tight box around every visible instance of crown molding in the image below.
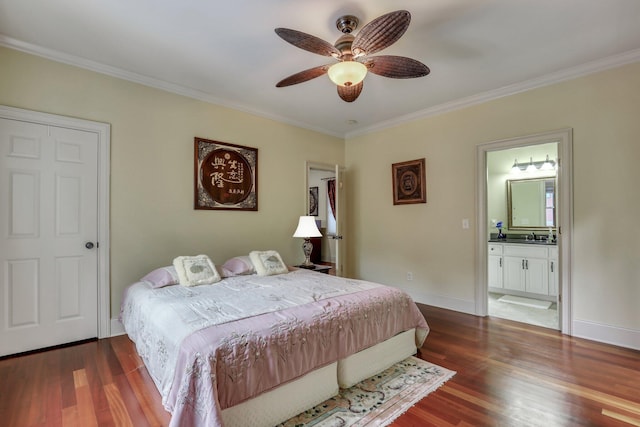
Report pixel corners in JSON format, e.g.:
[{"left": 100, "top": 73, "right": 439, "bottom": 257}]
[
  {"left": 345, "top": 48, "right": 640, "bottom": 139},
  {"left": 0, "top": 35, "right": 344, "bottom": 139},
  {"left": 2, "top": 35, "right": 639, "bottom": 141}
]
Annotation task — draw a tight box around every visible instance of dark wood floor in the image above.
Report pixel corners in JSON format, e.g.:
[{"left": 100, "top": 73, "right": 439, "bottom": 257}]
[{"left": 1, "top": 305, "right": 639, "bottom": 426}]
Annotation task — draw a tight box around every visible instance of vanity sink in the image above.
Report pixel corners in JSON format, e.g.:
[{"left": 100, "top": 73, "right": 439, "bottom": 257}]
[{"left": 489, "top": 238, "right": 556, "bottom": 245}]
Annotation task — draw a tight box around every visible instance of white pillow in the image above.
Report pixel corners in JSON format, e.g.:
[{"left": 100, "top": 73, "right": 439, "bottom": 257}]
[
  {"left": 249, "top": 250, "right": 288, "bottom": 276},
  {"left": 173, "top": 255, "right": 221, "bottom": 286}
]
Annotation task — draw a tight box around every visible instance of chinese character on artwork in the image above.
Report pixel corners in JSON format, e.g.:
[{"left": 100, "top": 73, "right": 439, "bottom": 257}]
[{"left": 195, "top": 137, "right": 258, "bottom": 211}]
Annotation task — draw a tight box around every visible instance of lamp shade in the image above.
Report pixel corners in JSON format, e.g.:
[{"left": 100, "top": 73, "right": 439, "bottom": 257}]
[
  {"left": 327, "top": 61, "right": 367, "bottom": 87},
  {"left": 540, "top": 154, "right": 554, "bottom": 170},
  {"left": 525, "top": 157, "right": 537, "bottom": 172},
  {"left": 510, "top": 158, "right": 521, "bottom": 174},
  {"left": 293, "top": 216, "right": 322, "bottom": 238}
]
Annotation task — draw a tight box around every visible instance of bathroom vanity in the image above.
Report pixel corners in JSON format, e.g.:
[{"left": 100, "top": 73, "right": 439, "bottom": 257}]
[{"left": 488, "top": 240, "right": 558, "bottom": 301}]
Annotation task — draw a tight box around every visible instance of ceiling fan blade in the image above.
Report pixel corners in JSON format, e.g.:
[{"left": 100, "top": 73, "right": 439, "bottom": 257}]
[
  {"left": 337, "top": 81, "right": 363, "bottom": 102},
  {"left": 364, "top": 55, "right": 430, "bottom": 79},
  {"left": 351, "top": 10, "right": 411, "bottom": 57},
  {"left": 276, "top": 65, "right": 330, "bottom": 87},
  {"left": 275, "top": 28, "right": 341, "bottom": 58}
]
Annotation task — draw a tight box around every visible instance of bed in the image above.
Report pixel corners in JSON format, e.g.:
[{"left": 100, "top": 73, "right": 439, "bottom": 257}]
[{"left": 121, "top": 253, "right": 429, "bottom": 427}]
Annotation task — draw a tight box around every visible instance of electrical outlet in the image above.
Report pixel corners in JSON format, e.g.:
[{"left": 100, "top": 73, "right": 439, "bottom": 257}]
[
  {"left": 462, "top": 218, "right": 470, "bottom": 229},
  {"left": 406, "top": 272, "right": 413, "bottom": 281}
]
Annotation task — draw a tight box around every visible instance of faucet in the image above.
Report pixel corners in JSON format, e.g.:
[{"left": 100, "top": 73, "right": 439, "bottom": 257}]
[{"left": 526, "top": 232, "right": 536, "bottom": 241}]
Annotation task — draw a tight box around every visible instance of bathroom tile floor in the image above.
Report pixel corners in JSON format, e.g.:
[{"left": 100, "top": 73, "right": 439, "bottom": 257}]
[{"left": 488, "top": 292, "right": 558, "bottom": 330}]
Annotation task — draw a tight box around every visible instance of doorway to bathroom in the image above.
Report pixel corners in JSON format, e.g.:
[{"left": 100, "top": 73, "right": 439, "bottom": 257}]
[
  {"left": 487, "top": 143, "right": 559, "bottom": 329},
  {"left": 476, "top": 129, "right": 573, "bottom": 334}
]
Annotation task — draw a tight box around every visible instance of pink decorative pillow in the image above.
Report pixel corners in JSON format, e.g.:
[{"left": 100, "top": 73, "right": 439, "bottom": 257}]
[
  {"left": 222, "top": 256, "right": 256, "bottom": 277},
  {"left": 140, "top": 266, "right": 179, "bottom": 289}
]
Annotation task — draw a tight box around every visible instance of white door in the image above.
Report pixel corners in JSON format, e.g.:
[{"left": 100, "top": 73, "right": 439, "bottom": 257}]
[
  {"left": 334, "top": 165, "right": 346, "bottom": 277},
  {"left": 0, "top": 118, "right": 99, "bottom": 357}
]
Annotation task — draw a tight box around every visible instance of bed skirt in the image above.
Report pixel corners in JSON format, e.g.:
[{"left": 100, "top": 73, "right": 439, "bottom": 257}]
[{"left": 221, "top": 328, "right": 418, "bottom": 427}]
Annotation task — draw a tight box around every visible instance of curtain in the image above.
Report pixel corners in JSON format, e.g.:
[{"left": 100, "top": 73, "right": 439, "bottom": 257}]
[{"left": 327, "top": 179, "right": 336, "bottom": 218}]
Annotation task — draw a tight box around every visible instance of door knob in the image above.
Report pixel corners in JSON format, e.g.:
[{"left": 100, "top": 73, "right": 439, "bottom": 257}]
[{"left": 85, "top": 242, "right": 95, "bottom": 249}]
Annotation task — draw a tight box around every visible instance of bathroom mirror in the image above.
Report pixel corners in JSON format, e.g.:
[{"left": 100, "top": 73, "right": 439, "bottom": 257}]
[{"left": 507, "top": 177, "right": 556, "bottom": 229}]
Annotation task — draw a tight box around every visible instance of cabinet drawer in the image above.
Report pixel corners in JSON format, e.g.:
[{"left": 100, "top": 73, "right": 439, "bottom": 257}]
[
  {"left": 549, "top": 247, "right": 558, "bottom": 259},
  {"left": 488, "top": 244, "right": 503, "bottom": 255},
  {"left": 503, "top": 244, "right": 548, "bottom": 258}
]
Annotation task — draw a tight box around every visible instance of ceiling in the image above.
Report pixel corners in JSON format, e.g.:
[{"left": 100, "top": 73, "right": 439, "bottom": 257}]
[{"left": 1, "top": 0, "right": 640, "bottom": 138}]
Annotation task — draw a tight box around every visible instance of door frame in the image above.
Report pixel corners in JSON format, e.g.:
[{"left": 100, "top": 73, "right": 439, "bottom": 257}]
[
  {"left": 305, "top": 161, "right": 346, "bottom": 276},
  {"left": 0, "top": 105, "right": 111, "bottom": 338},
  {"left": 475, "top": 128, "right": 573, "bottom": 334}
]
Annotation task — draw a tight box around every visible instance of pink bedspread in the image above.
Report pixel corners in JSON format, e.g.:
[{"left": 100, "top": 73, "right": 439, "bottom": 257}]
[{"left": 164, "top": 284, "right": 428, "bottom": 427}]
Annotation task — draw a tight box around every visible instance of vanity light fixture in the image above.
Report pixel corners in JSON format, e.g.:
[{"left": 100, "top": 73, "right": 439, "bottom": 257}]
[{"left": 509, "top": 155, "right": 556, "bottom": 173}]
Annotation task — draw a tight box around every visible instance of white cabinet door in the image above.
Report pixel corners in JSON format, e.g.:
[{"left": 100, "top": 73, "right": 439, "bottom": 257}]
[
  {"left": 548, "top": 258, "right": 558, "bottom": 296},
  {"left": 492, "top": 243, "right": 558, "bottom": 297},
  {"left": 488, "top": 255, "right": 503, "bottom": 288},
  {"left": 525, "top": 258, "right": 549, "bottom": 295},
  {"left": 503, "top": 256, "right": 526, "bottom": 291}
]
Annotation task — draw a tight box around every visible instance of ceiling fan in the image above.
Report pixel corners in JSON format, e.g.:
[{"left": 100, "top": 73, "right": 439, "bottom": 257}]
[{"left": 275, "top": 10, "right": 430, "bottom": 102}]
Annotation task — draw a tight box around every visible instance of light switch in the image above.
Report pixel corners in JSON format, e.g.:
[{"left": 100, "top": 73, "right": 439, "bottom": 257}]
[{"left": 462, "top": 218, "right": 470, "bottom": 229}]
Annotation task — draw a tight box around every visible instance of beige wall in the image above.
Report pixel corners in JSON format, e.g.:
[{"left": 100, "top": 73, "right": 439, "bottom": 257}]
[
  {"left": 2, "top": 46, "right": 638, "bottom": 347},
  {"left": 0, "top": 47, "right": 344, "bottom": 318},
  {"left": 345, "top": 62, "right": 640, "bottom": 339}
]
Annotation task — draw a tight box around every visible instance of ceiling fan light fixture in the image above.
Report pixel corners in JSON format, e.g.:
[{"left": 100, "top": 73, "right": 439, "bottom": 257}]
[
  {"left": 327, "top": 61, "right": 367, "bottom": 87},
  {"left": 275, "top": 10, "right": 426, "bottom": 102}
]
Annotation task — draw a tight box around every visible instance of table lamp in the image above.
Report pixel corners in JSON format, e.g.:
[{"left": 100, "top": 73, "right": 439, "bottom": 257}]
[{"left": 293, "top": 216, "right": 322, "bottom": 267}]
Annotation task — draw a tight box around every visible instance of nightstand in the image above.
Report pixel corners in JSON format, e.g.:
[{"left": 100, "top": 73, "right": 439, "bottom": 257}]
[{"left": 295, "top": 264, "right": 332, "bottom": 274}]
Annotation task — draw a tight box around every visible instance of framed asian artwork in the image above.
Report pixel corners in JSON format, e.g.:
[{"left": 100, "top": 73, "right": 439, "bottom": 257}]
[
  {"left": 392, "top": 158, "right": 426, "bottom": 205},
  {"left": 309, "top": 186, "right": 319, "bottom": 216},
  {"left": 194, "top": 137, "right": 258, "bottom": 211}
]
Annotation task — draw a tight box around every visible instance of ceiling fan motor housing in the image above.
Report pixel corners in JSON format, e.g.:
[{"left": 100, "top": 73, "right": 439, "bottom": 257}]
[
  {"left": 336, "top": 15, "right": 359, "bottom": 34},
  {"left": 334, "top": 34, "right": 355, "bottom": 56}
]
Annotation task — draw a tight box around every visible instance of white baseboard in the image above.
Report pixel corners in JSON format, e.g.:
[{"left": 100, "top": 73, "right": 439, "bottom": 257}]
[
  {"left": 406, "top": 288, "right": 640, "bottom": 352},
  {"left": 404, "top": 289, "right": 476, "bottom": 315},
  {"left": 572, "top": 319, "right": 640, "bottom": 351},
  {"left": 110, "top": 318, "right": 125, "bottom": 336}
]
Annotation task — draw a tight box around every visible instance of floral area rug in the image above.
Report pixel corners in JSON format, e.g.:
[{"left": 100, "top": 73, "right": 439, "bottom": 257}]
[{"left": 278, "top": 356, "right": 455, "bottom": 427}]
